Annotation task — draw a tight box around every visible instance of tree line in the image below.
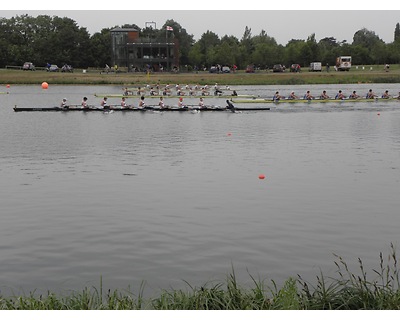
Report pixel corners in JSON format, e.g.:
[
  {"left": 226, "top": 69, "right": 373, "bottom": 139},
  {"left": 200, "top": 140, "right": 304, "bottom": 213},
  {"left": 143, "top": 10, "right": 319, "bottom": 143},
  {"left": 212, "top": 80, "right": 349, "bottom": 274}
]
[{"left": 1, "top": 14, "right": 400, "bottom": 70}]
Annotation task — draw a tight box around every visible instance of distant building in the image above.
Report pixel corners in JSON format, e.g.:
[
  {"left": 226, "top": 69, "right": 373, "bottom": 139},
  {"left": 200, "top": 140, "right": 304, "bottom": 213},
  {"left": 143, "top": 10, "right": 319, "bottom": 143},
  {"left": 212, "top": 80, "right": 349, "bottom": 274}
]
[{"left": 110, "top": 27, "right": 179, "bottom": 72}]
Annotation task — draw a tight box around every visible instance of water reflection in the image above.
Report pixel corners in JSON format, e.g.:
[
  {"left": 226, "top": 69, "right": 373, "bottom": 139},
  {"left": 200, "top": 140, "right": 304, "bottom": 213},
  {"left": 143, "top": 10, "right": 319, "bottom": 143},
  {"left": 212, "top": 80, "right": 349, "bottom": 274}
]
[{"left": 0, "top": 85, "right": 399, "bottom": 296}]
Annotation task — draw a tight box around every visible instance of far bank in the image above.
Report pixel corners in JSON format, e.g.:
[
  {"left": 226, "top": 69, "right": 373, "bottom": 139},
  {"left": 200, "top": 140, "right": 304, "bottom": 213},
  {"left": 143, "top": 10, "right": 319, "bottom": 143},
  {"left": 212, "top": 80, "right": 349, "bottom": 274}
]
[{"left": 1, "top": 65, "right": 400, "bottom": 86}]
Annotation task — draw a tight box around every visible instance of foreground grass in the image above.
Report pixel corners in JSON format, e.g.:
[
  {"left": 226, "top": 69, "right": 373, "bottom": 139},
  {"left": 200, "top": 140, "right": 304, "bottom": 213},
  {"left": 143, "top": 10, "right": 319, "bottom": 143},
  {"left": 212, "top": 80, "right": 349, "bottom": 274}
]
[
  {"left": 1, "top": 65, "right": 400, "bottom": 86},
  {"left": 1, "top": 244, "right": 400, "bottom": 310}
]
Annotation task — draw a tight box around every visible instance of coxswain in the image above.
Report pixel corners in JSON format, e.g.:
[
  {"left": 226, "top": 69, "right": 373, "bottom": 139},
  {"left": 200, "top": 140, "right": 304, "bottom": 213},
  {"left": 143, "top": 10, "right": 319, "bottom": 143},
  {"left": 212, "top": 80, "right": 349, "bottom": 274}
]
[
  {"left": 320, "top": 90, "right": 330, "bottom": 100},
  {"left": 231, "top": 90, "right": 238, "bottom": 96},
  {"left": 226, "top": 100, "right": 236, "bottom": 112},
  {"left": 381, "top": 90, "right": 390, "bottom": 99}
]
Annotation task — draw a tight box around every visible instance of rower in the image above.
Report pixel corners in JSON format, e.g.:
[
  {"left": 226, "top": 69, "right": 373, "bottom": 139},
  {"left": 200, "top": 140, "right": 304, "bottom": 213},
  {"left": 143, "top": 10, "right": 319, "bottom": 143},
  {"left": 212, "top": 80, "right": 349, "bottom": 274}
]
[
  {"left": 178, "top": 97, "right": 186, "bottom": 109},
  {"left": 349, "top": 91, "right": 360, "bottom": 99},
  {"left": 381, "top": 90, "right": 390, "bottom": 99},
  {"left": 60, "top": 98, "right": 69, "bottom": 109},
  {"left": 335, "top": 90, "right": 346, "bottom": 100},
  {"left": 366, "top": 89, "right": 377, "bottom": 99},
  {"left": 158, "top": 96, "right": 165, "bottom": 109},
  {"left": 273, "top": 91, "right": 283, "bottom": 101},
  {"left": 320, "top": 90, "right": 330, "bottom": 100},
  {"left": 304, "top": 91, "right": 314, "bottom": 100},
  {"left": 198, "top": 97, "right": 205, "bottom": 109},
  {"left": 139, "top": 96, "right": 146, "bottom": 109},
  {"left": 288, "top": 91, "right": 298, "bottom": 100},
  {"left": 101, "top": 97, "right": 109, "bottom": 110},
  {"left": 81, "top": 97, "right": 89, "bottom": 109},
  {"left": 123, "top": 87, "right": 133, "bottom": 96},
  {"left": 149, "top": 87, "right": 157, "bottom": 96},
  {"left": 121, "top": 97, "right": 128, "bottom": 108},
  {"left": 214, "top": 83, "right": 223, "bottom": 96}
]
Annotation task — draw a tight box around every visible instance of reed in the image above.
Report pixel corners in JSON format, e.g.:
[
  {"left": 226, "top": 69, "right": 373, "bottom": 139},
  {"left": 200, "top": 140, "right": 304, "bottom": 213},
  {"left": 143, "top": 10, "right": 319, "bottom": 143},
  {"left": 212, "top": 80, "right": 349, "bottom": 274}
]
[{"left": 1, "top": 244, "right": 400, "bottom": 310}]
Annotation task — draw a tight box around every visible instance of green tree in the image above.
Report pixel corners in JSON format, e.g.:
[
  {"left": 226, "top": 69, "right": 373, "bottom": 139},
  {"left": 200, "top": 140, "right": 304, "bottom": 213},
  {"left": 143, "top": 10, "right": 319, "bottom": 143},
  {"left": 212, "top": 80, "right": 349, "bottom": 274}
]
[
  {"left": 187, "top": 42, "right": 204, "bottom": 69},
  {"left": 89, "top": 28, "right": 113, "bottom": 67},
  {"left": 386, "top": 41, "right": 400, "bottom": 63},
  {"left": 162, "top": 19, "right": 194, "bottom": 67},
  {"left": 394, "top": 23, "right": 400, "bottom": 42},
  {"left": 318, "top": 37, "right": 340, "bottom": 66},
  {"left": 196, "top": 31, "right": 220, "bottom": 67},
  {"left": 352, "top": 28, "right": 385, "bottom": 65},
  {"left": 250, "top": 30, "right": 280, "bottom": 68},
  {"left": 214, "top": 41, "right": 235, "bottom": 66},
  {"left": 237, "top": 26, "right": 254, "bottom": 68},
  {"left": 283, "top": 39, "right": 305, "bottom": 67}
]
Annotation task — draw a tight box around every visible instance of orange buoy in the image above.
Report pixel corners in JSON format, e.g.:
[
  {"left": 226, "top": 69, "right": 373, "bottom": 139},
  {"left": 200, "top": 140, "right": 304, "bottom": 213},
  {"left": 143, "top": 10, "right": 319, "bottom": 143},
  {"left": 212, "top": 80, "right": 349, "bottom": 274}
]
[
  {"left": 259, "top": 174, "right": 265, "bottom": 180},
  {"left": 41, "top": 82, "right": 49, "bottom": 89}
]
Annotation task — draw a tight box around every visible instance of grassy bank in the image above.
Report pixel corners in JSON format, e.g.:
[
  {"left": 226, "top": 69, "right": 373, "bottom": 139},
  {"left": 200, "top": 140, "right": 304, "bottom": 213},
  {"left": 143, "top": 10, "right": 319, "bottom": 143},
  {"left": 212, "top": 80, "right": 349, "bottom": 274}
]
[
  {"left": 1, "top": 65, "right": 400, "bottom": 86},
  {"left": 1, "top": 245, "right": 400, "bottom": 310}
]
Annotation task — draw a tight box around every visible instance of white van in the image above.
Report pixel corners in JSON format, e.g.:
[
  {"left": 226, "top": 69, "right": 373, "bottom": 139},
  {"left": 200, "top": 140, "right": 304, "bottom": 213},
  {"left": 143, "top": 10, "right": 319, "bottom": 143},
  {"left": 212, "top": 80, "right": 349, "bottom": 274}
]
[
  {"left": 336, "top": 56, "right": 352, "bottom": 71},
  {"left": 309, "top": 62, "right": 322, "bottom": 72}
]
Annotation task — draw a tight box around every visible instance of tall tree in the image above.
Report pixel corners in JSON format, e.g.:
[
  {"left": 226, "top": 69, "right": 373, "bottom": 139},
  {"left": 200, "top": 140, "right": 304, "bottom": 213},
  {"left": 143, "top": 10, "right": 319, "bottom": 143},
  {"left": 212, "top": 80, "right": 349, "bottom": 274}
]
[
  {"left": 395, "top": 23, "right": 400, "bottom": 42},
  {"left": 162, "top": 19, "right": 194, "bottom": 66},
  {"left": 89, "top": 28, "right": 113, "bottom": 67}
]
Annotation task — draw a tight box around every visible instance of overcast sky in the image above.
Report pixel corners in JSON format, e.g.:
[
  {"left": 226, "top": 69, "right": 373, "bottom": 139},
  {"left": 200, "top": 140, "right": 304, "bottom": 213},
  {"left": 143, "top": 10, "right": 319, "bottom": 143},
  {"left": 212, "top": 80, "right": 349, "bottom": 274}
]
[{"left": 3, "top": 2, "right": 400, "bottom": 45}]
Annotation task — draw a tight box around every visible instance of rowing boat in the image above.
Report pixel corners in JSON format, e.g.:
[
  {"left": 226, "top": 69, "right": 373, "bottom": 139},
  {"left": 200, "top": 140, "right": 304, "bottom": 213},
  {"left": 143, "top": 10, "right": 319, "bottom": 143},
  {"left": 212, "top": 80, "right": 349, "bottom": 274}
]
[
  {"left": 94, "top": 93, "right": 256, "bottom": 99},
  {"left": 13, "top": 105, "right": 271, "bottom": 112},
  {"left": 231, "top": 97, "right": 400, "bottom": 104}
]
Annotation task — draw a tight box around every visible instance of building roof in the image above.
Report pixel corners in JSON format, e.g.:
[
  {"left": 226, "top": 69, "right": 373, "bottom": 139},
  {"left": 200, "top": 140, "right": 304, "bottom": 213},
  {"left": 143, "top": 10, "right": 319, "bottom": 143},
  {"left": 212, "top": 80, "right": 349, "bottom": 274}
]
[{"left": 111, "top": 27, "right": 139, "bottom": 32}]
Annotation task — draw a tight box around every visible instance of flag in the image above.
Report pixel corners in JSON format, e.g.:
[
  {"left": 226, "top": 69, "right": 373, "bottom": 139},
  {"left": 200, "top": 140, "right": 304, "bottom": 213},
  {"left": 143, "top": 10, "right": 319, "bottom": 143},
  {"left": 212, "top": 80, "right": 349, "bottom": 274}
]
[{"left": 166, "top": 26, "right": 173, "bottom": 31}]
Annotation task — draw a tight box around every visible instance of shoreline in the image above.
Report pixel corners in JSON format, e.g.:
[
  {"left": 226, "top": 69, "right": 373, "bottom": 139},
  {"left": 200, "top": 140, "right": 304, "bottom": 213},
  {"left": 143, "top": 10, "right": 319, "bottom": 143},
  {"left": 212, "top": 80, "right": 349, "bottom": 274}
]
[{"left": 1, "top": 66, "right": 400, "bottom": 86}]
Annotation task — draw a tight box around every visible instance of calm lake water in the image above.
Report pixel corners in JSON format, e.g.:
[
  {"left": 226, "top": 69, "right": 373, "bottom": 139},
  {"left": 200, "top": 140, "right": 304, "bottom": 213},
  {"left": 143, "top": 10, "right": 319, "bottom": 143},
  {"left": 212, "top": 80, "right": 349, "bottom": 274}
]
[{"left": 1, "top": 83, "right": 400, "bottom": 297}]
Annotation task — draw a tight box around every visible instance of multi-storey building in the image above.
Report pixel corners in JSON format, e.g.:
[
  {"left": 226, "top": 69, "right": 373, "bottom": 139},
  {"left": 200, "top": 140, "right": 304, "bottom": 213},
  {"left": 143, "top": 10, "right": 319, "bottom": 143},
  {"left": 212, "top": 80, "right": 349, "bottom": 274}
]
[{"left": 110, "top": 27, "right": 179, "bottom": 72}]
